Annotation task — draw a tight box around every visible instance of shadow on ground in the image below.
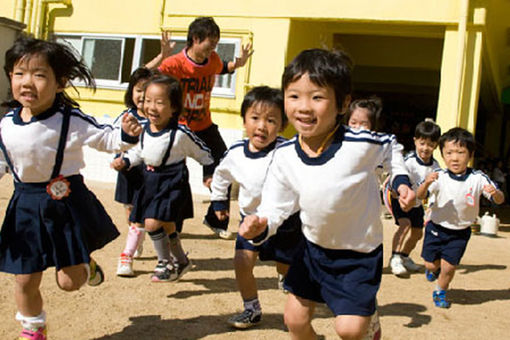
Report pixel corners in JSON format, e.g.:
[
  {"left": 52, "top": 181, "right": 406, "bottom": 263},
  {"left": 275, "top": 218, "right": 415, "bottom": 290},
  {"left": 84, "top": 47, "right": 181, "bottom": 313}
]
[
  {"left": 379, "top": 303, "right": 431, "bottom": 328},
  {"left": 448, "top": 288, "right": 510, "bottom": 305},
  {"left": 92, "top": 307, "right": 333, "bottom": 340}
]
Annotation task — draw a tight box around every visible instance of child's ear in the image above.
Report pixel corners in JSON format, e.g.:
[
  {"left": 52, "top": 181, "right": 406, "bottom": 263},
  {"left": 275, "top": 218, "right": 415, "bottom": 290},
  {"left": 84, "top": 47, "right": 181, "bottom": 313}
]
[
  {"left": 341, "top": 95, "right": 352, "bottom": 114},
  {"left": 56, "top": 77, "right": 67, "bottom": 93}
]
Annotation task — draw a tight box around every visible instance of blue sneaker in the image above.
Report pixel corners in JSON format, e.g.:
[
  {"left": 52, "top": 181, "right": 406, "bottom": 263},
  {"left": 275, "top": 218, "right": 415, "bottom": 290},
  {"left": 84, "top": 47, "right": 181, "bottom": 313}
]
[
  {"left": 425, "top": 269, "right": 440, "bottom": 282},
  {"left": 433, "top": 290, "right": 451, "bottom": 308}
]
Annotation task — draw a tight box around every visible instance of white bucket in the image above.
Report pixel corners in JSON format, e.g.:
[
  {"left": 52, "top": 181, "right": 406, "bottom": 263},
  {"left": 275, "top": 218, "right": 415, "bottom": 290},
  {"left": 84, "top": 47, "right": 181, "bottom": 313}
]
[{"left": 479, "top": 212, "right": 500, "bottom": 237}]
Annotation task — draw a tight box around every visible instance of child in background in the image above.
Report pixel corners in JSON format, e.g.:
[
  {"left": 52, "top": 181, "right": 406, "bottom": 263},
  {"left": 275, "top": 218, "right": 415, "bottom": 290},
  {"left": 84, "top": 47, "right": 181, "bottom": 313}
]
[
  {"left": 113, "top": 67, "right": 153, "bottom": 277},
  {"left": 208, "top": 86, "right": 303, "bottom": 329},
  {"left": 154, "top": 17, "right": 254, "bottom": 239},
  {"left": 114, "top": 74, "right": 213, "bottom": 282},
  {"left": 345, "top": 96, "right": 382, "bottom": 131},
  {"left": 0, "top": 35, "right": 141, "bottom": 340},
  {"left": 417, "top": 127, "right": 504, "bottom": 308},
  {"left": 389, "top": 119, "right": 441, "bottom": 277},
  {"left": 240, "top": 49, "right": 414, "bottom": 340}
]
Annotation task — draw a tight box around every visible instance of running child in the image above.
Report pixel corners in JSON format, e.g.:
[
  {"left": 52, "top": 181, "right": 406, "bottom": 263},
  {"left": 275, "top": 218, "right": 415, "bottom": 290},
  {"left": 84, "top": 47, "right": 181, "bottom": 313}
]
[
  {"left": 114, "top": 73, "right": 213, "bottom": 282},
  {"left": 389, "top": 119, "right": 441, "bottom": 277},
  {"left": 0, "top": 35, "right": 142, "bottom": 340},
  {"left": 208, "top": 86, "right": 303, "bottom": 329},
  {"left": 112, "top": 67, "right": 154, "bottom": 277},
  {"left": 417, "top": 127, "right": 504, "bottom": 308},
  {"left": 345, "top": 96, "right": 382, "bottom": 131},
  {"left": 239, "top": 48, "right": 415, "bottom": 340},
  {"left": 155, "top": 17, "right": 254, "bottom": 239}
]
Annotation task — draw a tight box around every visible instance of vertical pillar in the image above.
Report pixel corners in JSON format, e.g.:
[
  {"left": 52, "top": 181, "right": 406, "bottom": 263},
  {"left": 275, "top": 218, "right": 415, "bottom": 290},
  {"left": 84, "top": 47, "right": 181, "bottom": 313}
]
[{"left": 436, "top": 28, "right": 460, "bottom": 132}]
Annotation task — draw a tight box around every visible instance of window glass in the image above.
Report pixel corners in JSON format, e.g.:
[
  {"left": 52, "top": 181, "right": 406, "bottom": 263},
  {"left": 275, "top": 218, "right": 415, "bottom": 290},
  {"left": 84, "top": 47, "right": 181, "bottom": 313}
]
[
  {"left": 83, "top": 38, "right": 122, "bottom": 81},
  {"left": 53, "top": 33, "right": 242, "bottom": 97}
]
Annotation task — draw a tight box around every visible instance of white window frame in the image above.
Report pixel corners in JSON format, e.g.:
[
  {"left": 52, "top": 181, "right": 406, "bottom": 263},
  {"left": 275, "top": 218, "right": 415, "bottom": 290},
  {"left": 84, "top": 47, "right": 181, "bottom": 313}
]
[{"left": 54, "top": 33, "right": 241, "bottom": 98}]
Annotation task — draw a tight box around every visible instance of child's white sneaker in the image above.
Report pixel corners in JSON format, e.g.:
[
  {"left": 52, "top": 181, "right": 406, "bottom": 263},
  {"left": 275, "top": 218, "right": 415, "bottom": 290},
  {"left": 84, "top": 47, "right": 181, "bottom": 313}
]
[
  {"left": 116, "top": 253, "right": 134, "bottom": 277},
  {"left": 390, "top": 255, "right": 408, "bottom": 277}
]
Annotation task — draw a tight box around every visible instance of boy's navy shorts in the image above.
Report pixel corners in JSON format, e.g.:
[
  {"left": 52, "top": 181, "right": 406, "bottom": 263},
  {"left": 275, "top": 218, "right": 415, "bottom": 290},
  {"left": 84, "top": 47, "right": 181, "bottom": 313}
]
[
  {"left": 421, "top": 221, "right": 471, "bottom": 265},
  {"left": 390, "top": 197, "right": 425, "bottom": 228},
  {"left": 237, "top": 212, "right": 303, "bottom": 264},
  {"left": 283, "top": 239, "right": 382, "bottom": 316}
]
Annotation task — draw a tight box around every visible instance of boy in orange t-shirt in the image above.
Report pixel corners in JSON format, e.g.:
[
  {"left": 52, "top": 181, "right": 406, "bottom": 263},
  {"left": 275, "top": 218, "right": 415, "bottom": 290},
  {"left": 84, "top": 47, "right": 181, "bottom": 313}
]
[{"left": 151, "top": 17, "right": 253, "bottom": 238}]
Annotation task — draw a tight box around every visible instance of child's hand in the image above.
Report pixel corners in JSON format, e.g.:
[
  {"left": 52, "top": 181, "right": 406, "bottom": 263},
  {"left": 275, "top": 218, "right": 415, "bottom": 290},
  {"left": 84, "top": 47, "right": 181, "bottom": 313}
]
[
  {"left": 122, "top": 113, "right": 142, "bottom": 137},
  {"left": 397, "top": 185, "right": 416, "bottom": 212},
  {"left": 203, "top": 176, "right": 212, "bottom": 189},
  {"left": 160, "top": 30, "right": 176, "bottom": 60},
  {"left": 110, "top": 157, "right": 126, "bottom": 171},
  {"left": 233, "top": 42, "right": 254, "bottom": 69},
  {"left": 215, "top": 210, "right": 229, "bottom": 221},
  {"left": 425, "top": 172, "right": 438, "bottom": 184},
  {"left": 483, "top": 184, "right": 505, "bottom": 205},
  {"left": 239, "top": 215, "right": 268, "bottom": 240},
  {"left": 483, "top": 184, "right": 497, "bottom": 197}
]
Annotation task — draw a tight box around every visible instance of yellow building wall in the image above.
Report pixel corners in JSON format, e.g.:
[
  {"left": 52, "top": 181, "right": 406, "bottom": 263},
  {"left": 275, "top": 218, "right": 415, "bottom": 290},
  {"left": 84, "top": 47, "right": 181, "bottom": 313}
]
[
  {"left": 166, "top": 0, "right": 461, "bottom": 24},
  {"left": 2, "top": 0, "right": 509, "bottom": 151}
]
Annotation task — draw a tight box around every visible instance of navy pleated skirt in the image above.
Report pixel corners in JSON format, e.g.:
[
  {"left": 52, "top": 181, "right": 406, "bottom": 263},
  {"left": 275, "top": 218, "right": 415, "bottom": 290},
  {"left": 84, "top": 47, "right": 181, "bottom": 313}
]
[
  {"left": 130, "top": 161, "right": 193, "bottom": 225},
  {"left": 0, "top": 175, "right": 120, "bottom": 274},
  {"left": 114, "top": 163, "right": 144, "bottom": 204}
]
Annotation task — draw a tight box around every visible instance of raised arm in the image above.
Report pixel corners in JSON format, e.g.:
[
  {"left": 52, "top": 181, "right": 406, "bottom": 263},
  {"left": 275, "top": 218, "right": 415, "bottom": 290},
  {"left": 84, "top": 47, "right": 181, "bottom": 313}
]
[
  {"left": 226, "top": 42, "right": 254, "bottom": 73},
  {"left": 145, "top": 30, "right": 176, "bottom": 70}
]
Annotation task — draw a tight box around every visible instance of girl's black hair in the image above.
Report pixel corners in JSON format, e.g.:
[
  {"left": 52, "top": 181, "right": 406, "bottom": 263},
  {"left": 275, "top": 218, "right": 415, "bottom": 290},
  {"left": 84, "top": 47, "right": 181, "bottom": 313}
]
[
  {"left": 143, "top": 73, "right": 182, "bottom": 126},
  {"left": 3, "top": 34, "right": 95, "bottom": 108},
  {"left": 439, "top": 127, "right": 475, "bottom": 155},
  {"left": 186, "top": 17, "right": 220, "bottom": 48},
  {"left": 241, "top": 86, "right": 287, "bottom": 127},
  {"left": 124, "top": 67, "right": 154, "bottom": 108},
  {"left": 415, "top": 119, "right": 441, "bottom": 142},
  {"left": 345, "top": 95, "right": 382, "bottom": 130},
  {"left": 282, "top": 48, "right": 353, "bottom": 113}
]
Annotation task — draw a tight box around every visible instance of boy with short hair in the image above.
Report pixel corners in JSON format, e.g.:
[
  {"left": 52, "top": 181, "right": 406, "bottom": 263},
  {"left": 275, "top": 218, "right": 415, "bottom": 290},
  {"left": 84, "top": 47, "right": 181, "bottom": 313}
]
[
  {"left": 154, "top": 17, "right": 254, "bottom": 238},
  {"left": 240, "top": 48, "right": 415, "bottom": 340},
  {"left": 417, "top": 127, "right": 504, "bottom": 308},
  {"left": 389, "top": 119, "right": 441, "bottom": 277},
  {"left": 209, "top": 86, "right": 304, "bottom": 329}
]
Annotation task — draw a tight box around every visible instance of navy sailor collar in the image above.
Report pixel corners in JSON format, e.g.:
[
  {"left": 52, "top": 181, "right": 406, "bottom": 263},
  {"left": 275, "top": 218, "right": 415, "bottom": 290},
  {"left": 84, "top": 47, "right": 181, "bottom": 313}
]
[
  {"left": 295, "top": 125, "right": 344, "bottom": 165},
  {"left": 12, "top": 100, "right": 63, "bottom": 125},
  {"left": 413, "top": 152, "right": 436, "bottom": 166},
  {"left": 243, "top": 139, "right": 278, "bottom": 159},
  {"left": 446, "top": 167, "right": 473, "bottom": 181}
]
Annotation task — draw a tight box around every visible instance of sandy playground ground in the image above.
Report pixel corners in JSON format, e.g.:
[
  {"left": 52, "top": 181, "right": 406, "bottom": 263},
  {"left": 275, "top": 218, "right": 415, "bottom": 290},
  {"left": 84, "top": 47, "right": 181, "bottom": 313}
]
[{"left": 0, "top": 175, "right": 510, "bottom": 340}]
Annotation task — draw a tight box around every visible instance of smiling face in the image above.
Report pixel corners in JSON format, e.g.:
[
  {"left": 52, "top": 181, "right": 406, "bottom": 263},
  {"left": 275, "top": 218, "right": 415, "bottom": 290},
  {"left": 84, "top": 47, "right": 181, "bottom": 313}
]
[
  {"left": 189, "top": 36, "right": 219, "bottom": 63},
  {"left": 244, "top": 102, "right": 283, "bottom": 152},
  {"left": 10, "top": 53, "right": 64, "bottom": 117},
  {"left": 348, "top": 107, "right": 372, "bottom": 131},
  {"left": 284, "top": 73, "right": 341, "bottom": 148},
  {"left": 132, "top": 79, "right": 148, "bottom": 113},
  {"left": 441, "top": 140, "right": 472, "bottom": 174},
  {"left": 143, "top": 83, "right": 174, "bottom": 131},
  {"left": 414, "top": 137, "right": 438, "bottom": 163}
]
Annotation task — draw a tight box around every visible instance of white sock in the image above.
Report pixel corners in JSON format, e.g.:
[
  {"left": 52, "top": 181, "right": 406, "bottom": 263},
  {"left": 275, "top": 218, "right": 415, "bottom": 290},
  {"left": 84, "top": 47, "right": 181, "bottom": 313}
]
[
  {"left": 16, "top": 311, "right": 46, "bottom": 329},
  {"left": 243, "top": 298, "right": 261, "bottom": 313}
]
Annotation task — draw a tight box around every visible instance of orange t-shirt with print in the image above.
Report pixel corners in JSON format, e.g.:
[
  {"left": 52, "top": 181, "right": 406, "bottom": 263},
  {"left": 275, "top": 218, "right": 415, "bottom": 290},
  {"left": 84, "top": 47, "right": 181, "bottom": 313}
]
[{"left": 158, "top": 49, "right": 223, "bottom": 132}]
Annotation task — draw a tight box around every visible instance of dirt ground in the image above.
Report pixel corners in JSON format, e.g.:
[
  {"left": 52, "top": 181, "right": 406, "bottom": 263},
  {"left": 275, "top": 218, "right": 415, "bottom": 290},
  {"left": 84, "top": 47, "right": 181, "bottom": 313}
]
[{"left": 1, "top": 175, "right": 510, "bottom": 340}]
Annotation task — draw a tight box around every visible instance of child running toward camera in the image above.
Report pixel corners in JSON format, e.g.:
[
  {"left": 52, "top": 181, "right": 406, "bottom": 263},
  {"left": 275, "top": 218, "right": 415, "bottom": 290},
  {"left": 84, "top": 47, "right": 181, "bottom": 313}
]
[
  {"left": 113, "top": 67, "right": 154, "bottom": 277},
  {"left": 388, "top": 119, "right": 441, "bottom": 277},
  {"left": 239, "top": 48, "right": 415, "bottom": 340},
  {"left": 0, "top": 35, "right": 141, "bottom": 340},
  {"left": 208, "top": 86, "right": 304, "bottom": 329},
  {"left": 417, "top": 127, "right": 504, "bottom": 308},
  {"left": 113, "top": 73, "right": 213, "bottom": 282}
]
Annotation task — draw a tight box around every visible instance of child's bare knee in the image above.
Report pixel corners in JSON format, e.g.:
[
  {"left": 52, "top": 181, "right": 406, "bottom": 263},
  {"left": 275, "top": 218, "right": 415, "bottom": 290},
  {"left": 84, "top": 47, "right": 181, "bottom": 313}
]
[{"left": 57, "top": 276, "right": 83, "bottom": 291}]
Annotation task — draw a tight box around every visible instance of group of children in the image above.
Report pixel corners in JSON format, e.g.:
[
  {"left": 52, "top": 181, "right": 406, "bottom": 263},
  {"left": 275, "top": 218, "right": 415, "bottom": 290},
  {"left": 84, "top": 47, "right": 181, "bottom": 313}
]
[{"left": 0, "top": 15, "right": 505, "bottom": 340}]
